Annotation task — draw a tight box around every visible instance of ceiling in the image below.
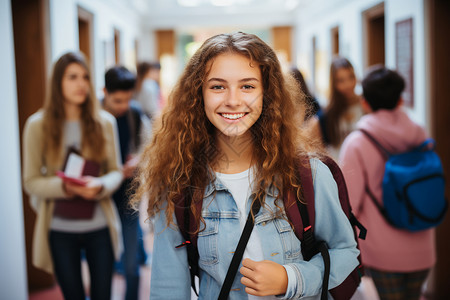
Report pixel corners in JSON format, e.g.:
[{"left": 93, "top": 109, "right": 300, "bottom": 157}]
[{"left": 133, "top": 0, "right": 303, "bottom": 30}]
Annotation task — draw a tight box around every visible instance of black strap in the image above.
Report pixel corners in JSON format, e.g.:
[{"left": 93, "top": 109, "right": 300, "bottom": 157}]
[
  {"left": 317, "top": 110, "right": 330, "bottom": 146},
  {"left": 218, "top": 200, "right": 261, "bottom": 300},
  {"left": 175, "top": 189, "right": 200, "bottom": 296},
  {"left": 317, "top": 242, "right": 330, "bottom": 300},
  {"left": 297, "top": 197, "right": 329, "bottom": 300},
  {"left": 349, "top": 212, "right": 367, "bottom": 240}
]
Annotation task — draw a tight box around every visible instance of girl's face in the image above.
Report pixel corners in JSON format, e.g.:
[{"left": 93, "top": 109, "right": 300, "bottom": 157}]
[
  {"left": 62, "top": 63, "right": 90, "bottom": 106},
  {"left": 334, "top": 67, "right": 356, "bottom": 99},
  {"left": 203, "top": 52, "right": 263, "bottom": 139}
]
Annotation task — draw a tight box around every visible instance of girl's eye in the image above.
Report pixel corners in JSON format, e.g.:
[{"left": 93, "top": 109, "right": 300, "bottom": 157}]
[
  {"left": 242, "top": 85, "right": 254, "bottom": 90},
  {"left": 211, "top": 85, "right": 224, "bottom": 90}
]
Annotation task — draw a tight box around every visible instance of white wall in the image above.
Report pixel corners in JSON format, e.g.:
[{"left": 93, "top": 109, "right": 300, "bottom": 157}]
[
  {"left": 384, "top": 0, "right": 426, "bottom": 127},
  {"left": 0, "top": 0, "right": 28, "bottom": 299},
  {"left": 48, "top": 0, "right": 145, "bottom": 96},
  {"left": 294, "top": 0, "right": 428, "bottom": 128}
]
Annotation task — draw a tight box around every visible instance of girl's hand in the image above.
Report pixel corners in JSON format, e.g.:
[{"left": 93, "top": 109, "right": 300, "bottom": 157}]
[
  {"left": 64, "top": 176, "right": 103, "bottom": 200},
  {"left": 240, "top": 258, "right": 288, "bottom": 296}
]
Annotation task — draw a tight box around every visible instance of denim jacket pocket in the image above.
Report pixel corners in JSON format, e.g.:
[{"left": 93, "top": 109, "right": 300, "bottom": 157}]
[
  {"left": 274, "top": 218, "right": 302, "bottom": 261},
  {"left": 198, "top": 216, "right": 219, "bottom": 266}
]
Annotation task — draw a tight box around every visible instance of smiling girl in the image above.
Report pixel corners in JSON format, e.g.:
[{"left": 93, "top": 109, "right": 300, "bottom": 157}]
[
  {"left": 22, "top": 52, "right": 122, "bottom": 300},
  {"left": 133, "top": 32, "right": 359, "bottom": 299}
]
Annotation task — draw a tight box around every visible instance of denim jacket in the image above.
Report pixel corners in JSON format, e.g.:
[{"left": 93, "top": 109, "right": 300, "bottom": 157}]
[{"left": 150, "top": 158, "right": 359, "bottom": 299}]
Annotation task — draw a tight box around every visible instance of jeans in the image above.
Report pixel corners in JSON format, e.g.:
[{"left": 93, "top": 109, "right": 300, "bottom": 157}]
[
  {"left": 114, "top": 181, "right": 143, "bottom": 300},
  {"left": 49, "top": 228, "right": 114, "bottom": 300}
]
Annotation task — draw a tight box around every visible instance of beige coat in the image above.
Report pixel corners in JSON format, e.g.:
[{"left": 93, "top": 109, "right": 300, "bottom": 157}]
[{"left": 22, "top": 110, "right": 123, "bottom": 274}]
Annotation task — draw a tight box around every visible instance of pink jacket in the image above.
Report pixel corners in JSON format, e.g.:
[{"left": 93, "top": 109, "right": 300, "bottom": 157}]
[{"left": 339, "top": 107, "right": 436, "bottom": 272}]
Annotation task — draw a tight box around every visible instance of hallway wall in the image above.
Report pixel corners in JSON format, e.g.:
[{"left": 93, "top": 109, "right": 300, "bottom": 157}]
[
  {"left": 293, "top": 0, "right": 428, "bottom": 129},
  {"left": 48, "top": 0, "right": 147, "bottom": 96},
  {"left": 0, "top": 0, "right": 28, "bottom": 299}
]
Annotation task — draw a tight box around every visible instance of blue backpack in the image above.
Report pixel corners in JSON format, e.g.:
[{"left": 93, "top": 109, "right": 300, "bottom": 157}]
[{"left": 360, "top": 129, "right": 447, "bottom": 231}]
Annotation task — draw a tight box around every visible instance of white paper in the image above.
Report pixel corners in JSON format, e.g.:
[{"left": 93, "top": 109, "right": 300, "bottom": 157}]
[{"left": 64, "top": 152, "right": 85, "bottom": 178}]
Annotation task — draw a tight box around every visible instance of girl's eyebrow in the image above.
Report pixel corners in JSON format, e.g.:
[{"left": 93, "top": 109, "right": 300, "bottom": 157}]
[{"left": 206, "top": 77, "right": 259, "bottom": 83}]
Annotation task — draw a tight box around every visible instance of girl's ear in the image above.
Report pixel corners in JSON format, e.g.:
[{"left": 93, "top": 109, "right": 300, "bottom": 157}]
[
  {"left": 396, "top": 97, "right": 404, "bottom": 108},
  {"left": 360, "top": 98, "right": 372, "bottom": 114}
]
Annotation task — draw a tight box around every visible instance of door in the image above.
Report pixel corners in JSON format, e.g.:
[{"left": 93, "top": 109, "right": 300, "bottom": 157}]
[{"left": 11, "top": 0, "right": 53, "bottom": 291}]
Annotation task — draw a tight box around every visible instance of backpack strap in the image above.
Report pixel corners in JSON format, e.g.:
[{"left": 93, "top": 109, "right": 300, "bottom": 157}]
[
  {"left": 321, "top": 156, "right": 367, "bottom": 240},
  {"left": 319, "top": 157, "right": 367, "bottom": 299},
  {"left": 359, "top": 129, "right": 391, "bottom": 158},
  {"left": 128, "top": 104, "right": 142, "bottom": 150},
  {"left": 218, "top": 200, "right": 261, "bottom": 300},
  {"left": 283, "top": 157, "right": 329, "bottom": 300},
  {"left": 174, "top": 188, "right": 202, "bottom": 296},
  {"left": 358, "top": 129, "right": 400, "bottom": 228},
  {"left": 317, "top": 110, "right": 330, "bottom": 145}
]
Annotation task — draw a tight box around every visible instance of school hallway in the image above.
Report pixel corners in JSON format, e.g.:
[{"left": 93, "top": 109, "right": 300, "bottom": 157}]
[{"left": 2, "top": 0, "right": 450, "bottom": 299}]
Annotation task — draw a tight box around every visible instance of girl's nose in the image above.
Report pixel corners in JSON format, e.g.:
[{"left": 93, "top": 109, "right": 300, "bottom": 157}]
[{"left": 224, "top": 88, "right": 242, "bottom": 106}]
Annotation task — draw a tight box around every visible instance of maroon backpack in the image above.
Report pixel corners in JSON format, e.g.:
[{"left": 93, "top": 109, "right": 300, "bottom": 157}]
[{"left": 174, "top": 156, "right": 366, "bottom": 299}]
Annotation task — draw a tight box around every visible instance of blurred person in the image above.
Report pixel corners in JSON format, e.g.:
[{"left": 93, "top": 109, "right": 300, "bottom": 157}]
[
  {"left": 339, "top": 66, "right": 435, "bottom": 300},
  {"left": 306, "top": 57, "right": 364, "bottom": 161},
  {"left": 102, "top": 66, "right": 152, "bottom": 300},
  {"left": 289, "top": 66, "right": 321, "bottom": 120},
  {"left": 132, "top": 32, "right": 359, "bottom": 299},
  {"left": 135, "top": 61, "right": 162, "bottom": 120},
  {"left": 22, "top": 52, "right": 122, "bottom": 300}
]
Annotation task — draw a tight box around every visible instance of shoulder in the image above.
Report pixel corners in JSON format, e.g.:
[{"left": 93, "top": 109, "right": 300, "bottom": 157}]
[
  {"left": 129, "top": 100, "right": 147, "bottom": 120},
  {"left": 23, "top": 110, "right": 45, "bottom": 135},
  {"left": 25, "top": 110, "right": 44, "bottom": 127},
  {"left": 98, "top": 109, "right": 118, "bottom": 133},
  {"left": 99, "top": 109, "right": 116, "bottom": 125},
  {"left": 340, "top": 130, "right": 366, "bottom": 156},
  {"left": 309, "top": 157, "right": 334, "bottom": 184},
  {"left": 129, "top": 100, "right": 144, "bottom": 113}
]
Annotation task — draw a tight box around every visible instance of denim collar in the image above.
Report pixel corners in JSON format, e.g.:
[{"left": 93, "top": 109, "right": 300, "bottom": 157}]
[{"left": 203, "top": 172, "right": 279, "bottom": 199}]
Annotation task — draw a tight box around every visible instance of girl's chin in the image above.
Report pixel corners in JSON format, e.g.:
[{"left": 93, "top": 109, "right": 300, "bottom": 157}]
[{"left": 217, "top": 129, "right": 251, "bottom": 140}]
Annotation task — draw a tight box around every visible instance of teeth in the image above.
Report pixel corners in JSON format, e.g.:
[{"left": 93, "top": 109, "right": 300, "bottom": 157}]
[{"left": 221, "top": 113, "right": 245, "bottom": 120}]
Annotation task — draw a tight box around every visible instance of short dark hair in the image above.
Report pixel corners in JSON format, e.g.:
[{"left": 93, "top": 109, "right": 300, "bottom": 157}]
[
  {"left": 105, "top": 66, "right": 136, "bottom": 93},
  {"left": 362, "top": 65, "right": 405, "bottom": 111}
]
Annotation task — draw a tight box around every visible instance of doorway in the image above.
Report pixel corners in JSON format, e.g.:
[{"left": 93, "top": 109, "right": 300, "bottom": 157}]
[
  {"left": 331, "top": 26, "right": 339, "bottom": 57},
  {"left": 425, "top": 0, "right": 450, "bottom": 298},
  {"left": 78, "top": 6, "right": 94, "bottom": 70},
  {"left": 11, "top": 0, "right": 53, "bottom": 292},
  {"left": 363, "top": 2, "right": 385, "bottom": 68}
]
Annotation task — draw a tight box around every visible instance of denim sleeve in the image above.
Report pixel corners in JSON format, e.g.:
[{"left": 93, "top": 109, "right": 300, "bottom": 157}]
[
  {"left": 280, "top": 158, "right": 360, "bottom": 299},
  {"left": 150, "top": 210, "right": 192, "bottom": 299}
]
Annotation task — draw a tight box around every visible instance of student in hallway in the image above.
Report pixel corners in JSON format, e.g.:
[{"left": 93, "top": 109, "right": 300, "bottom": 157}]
[
  {"left": 102, "top": 66, "right": 151, "bottom": 300},
  {"left": 289, "top": 66, "right": 321, "bottom": 121},
  {"left": 132, "top": 32, "right": 359, "bottom": 299},
  {"left": 306, "top": 57, "right": 364, "bottom": 161},
  {"left": 135, "top": 61, "right": 162, "bottom": 120},
  {"left": 339, "top": 66, "right": 435, "bottom": 300},
  {"left": 22, "top": 52, "right": 122, "bottom": 300}
]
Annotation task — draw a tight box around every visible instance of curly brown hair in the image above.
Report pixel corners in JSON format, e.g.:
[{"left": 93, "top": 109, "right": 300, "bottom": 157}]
[{"left": 132, "top": 32, "right": 317, "bottom": 229}]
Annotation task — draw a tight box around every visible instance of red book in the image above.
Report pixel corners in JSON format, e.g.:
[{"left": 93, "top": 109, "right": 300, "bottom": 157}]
[{"left": 53, "top": 148, "right": 100, "bottom": 220}]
